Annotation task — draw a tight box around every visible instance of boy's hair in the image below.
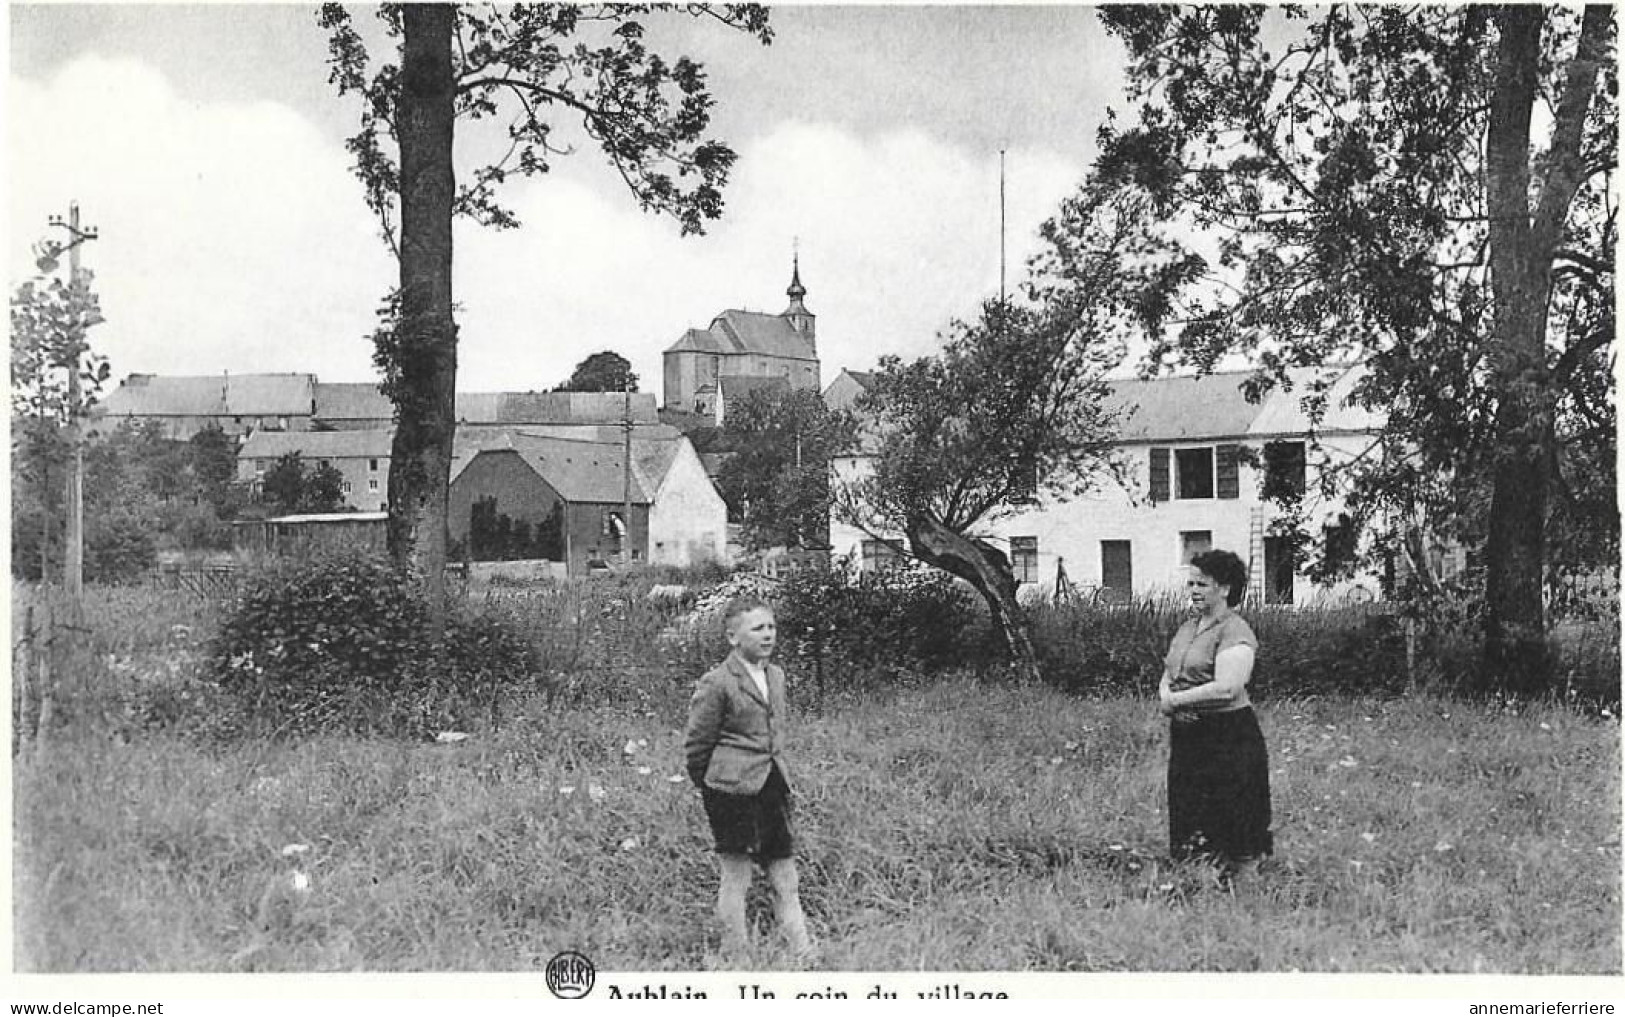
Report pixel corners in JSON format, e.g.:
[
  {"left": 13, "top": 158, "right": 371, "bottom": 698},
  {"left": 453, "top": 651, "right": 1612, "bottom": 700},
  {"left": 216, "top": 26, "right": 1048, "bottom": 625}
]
[{"left": 722, "top": 595, "right": 773, "bottom": 630}]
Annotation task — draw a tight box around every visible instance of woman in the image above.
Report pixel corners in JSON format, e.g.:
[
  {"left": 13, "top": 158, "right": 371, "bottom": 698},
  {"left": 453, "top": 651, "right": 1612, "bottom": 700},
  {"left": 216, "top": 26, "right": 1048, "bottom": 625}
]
[{"left": 1159, "top": 548, "right": 1273, "bottom": 879}]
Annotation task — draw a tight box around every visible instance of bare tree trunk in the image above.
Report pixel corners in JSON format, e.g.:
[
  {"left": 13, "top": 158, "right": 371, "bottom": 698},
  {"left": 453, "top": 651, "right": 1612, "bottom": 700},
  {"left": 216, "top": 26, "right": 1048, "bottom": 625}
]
[
  {"left": 390, "top": 3, "right": 458, "bottom": 641},
  {"left": 905, "top": 514, "right": 1040, "bottom": 681},
  {"left": 1480, "top": 5, "right": 1610, "bottom": 694}
]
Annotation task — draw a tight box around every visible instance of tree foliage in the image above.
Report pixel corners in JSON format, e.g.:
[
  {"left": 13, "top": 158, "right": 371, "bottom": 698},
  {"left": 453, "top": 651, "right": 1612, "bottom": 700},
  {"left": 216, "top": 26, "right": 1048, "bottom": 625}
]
[
  {"left": 716, "top": 387, "right": 852, "bottom": 551},
  {"left": 836, "top": 187, "right": 1172, "bottom": 677},
  {"left": 261, "top": 451, "right": 348, "bottom": 516},
  {"left": 557, "top": 350, "right": 638, "bottom": 393},
  {"left": 11, "top": 272, "right": 109, "bottom": 583},
  {"left": 319, "top": 3, "right": 772, "bottom": 634},
  {"left": 1054, "top": 5, "right": 1616, "bottom": 691}
]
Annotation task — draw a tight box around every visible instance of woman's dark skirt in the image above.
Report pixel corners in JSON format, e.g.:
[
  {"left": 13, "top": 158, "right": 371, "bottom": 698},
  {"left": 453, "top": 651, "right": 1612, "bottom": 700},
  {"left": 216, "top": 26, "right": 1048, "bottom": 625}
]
[
  {"left": 1168, "top": 706, "right": 1273, "bottom": 864},
  {"left": 701, "top": 763, "right": 794, "bottom": 861}
]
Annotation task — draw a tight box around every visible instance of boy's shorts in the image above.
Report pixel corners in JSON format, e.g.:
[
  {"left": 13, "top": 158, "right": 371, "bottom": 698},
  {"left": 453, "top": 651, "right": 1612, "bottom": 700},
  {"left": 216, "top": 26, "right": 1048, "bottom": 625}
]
[{"left": 701, "top": 763, "right": 794, "bottom": 861}]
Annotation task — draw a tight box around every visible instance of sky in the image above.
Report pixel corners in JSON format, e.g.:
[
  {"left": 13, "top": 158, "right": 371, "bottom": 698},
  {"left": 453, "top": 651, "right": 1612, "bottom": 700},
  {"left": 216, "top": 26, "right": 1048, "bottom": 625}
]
[{"left": 8, "top": 4, "right": 1129, "bottom": 399}]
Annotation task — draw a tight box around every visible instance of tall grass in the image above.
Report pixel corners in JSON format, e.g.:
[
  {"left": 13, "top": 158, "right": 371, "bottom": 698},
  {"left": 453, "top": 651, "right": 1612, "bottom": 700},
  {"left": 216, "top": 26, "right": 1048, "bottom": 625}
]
[
  {"left": 14, "top": 679, "right": 1618, "bottom": 972},
  {"left": 11, "top": 578, "right": 1621, "bottom": 973}
]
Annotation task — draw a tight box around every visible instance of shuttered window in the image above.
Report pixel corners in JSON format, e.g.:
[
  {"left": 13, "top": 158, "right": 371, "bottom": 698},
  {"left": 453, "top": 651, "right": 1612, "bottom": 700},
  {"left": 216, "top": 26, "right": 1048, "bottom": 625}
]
[
  {"left": 1149, "top": 447, "right": 1170, "bottom": 503},
  {"left": 1216, "top": 443, "right": 1240, "bottom": 500}
]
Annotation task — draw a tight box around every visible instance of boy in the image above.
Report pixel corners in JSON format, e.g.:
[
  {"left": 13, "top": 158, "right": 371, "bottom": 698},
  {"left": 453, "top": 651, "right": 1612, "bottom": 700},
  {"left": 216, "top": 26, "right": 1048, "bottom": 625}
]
[{"left": 683, "top": 596, "right": 814, "bottom": 959}]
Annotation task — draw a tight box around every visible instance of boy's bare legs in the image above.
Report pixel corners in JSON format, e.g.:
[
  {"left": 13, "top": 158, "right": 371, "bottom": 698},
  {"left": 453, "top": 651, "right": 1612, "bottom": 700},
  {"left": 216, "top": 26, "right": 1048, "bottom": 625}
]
[
  {"left": 766, "top": 858, "right": 813, "bottom": 959},
  {"left": 716, "top": 854, "right": 753, "bottom": 954}
]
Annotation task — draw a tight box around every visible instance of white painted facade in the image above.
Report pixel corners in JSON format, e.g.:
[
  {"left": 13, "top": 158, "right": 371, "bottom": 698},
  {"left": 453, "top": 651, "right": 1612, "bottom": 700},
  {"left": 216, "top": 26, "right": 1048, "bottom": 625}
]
[
  {"left": 647, "top": 438, "right": 730, "bottom": 568},
  {"left": 830, "top": 366, "right": 1389, "bottom": 604}
]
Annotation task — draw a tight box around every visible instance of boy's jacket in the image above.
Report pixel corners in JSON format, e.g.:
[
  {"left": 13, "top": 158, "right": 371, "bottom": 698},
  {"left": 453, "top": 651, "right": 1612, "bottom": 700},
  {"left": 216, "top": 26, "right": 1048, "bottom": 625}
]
[{"left": 683, "top": 652, "right": 790, "bottom": 794}]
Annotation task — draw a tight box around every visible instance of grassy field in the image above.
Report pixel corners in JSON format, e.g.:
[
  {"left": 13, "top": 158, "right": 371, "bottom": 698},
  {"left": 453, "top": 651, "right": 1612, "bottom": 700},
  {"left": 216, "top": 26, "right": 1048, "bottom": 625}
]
[{"left": 15, "top": 671, "right": 1619, "bottom": 973}]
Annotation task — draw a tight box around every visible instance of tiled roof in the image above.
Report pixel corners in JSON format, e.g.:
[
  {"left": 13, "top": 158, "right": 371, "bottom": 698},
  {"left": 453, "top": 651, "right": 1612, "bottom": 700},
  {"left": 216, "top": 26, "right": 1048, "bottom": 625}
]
[
  {"left": 239, "top": 428, "right": 394, "bottom": 460},
  {"left": 711, "top": 310, "right": 817, "bottom": 361},
  {"left": 1106, "top": 371, "right": 1268, "bottom": 443},
  {"left": 455, "top": 390, "right": 659, "bottom": 425},
  {"left": 664, "top": 311, "right": 817, "bottom": 361},
  {"left": 447, "top": 428, "right": 698, "bottom": 505},
  {"left": 1108, "top": 365, "right": 1374, "bottom": 443},
  {"left": 314, "top": 382, "right": 394, "bottom": 422},
  {"left": 101, "top": 373, "right": 315, "bottom": 418}
]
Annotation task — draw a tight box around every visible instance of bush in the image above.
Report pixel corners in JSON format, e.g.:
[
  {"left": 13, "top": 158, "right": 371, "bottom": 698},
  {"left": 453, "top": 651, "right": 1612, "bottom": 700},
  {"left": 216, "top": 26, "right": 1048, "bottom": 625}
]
[
  {"left": 207, "top": 551, "right": 543, "bottom": 736},
  {"left": 773, "top": 562, "right": 993, "bottom": 697}
]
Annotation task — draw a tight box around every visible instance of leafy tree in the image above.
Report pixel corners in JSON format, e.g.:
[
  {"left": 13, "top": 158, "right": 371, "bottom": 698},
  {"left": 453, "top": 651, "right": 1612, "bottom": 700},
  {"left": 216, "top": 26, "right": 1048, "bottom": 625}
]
[
  {"left": 319, "top": 3, "right": 772, "bottom": 636},
  {"left": 836, "top": 189, "right": 1173, "bottom": 677},
  {"left": 1055, "top": 6, "right": 1616, "bottom": 693},
  {"left": 717, "top": 387, "right": 852, "bottom": 551},
  {"left": 10, "top": 272, "right": 109, "bottom": 583},
  {"left": 261, "top": 452, "right": 309, "bottom": 516},
  {"left": 188, "top": 424, "right": 241, "bottom": 519},
  {"left": 557, "top": 350, "right": 638, "bottom": 393},
  {"left": 261, "top": 452, "right": 347, "bottom": 515}
]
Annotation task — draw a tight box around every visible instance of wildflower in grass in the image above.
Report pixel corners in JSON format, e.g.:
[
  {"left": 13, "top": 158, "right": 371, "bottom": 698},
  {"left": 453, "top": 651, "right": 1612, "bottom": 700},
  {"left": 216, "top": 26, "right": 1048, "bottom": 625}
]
[
  {"left": 281, "top": 843, "right": 311, "bottom": 858},
  {"left": 623, "top": 739, "right": 640, "bottom": 756},
  {"left": 589, "top": 784, "right": 607, "bottom": 801},
  {"left": 1434, "top": 840, "right": 1453, "bottom": 852},
  {"left": 666, "top": 774, "right": 686, "bottom": 784},
  {"left": 1338, "top": 756, "right": 1358, "bottom": 768},
  {"left": 1361, "top": 832, "right": 1376, "bottom": 844},
  {"left": 637, "top": 766, "right": 652, "bottom": 776},
  {"left": 435, "top": 731, "right": 469, "bottom": 744},
  {"left": 559, "top": 786, "right": 576, "bottom": 796},
  {"left": 620, "top": 837, "right": 639, "bottom": 851}
]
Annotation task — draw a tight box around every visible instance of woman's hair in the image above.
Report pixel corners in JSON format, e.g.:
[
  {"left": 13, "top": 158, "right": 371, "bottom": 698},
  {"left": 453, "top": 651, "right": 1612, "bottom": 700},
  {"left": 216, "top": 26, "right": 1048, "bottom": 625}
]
[{"left": 1190, "top": 549, "right": 1248, "bottom": 607}]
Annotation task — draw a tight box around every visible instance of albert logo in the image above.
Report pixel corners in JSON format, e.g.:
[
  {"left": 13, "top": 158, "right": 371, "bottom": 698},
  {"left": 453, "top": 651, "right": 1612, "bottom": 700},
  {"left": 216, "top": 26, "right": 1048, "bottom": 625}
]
[{"left": 545, "top": 950, "right": 596, "bottom": 999}]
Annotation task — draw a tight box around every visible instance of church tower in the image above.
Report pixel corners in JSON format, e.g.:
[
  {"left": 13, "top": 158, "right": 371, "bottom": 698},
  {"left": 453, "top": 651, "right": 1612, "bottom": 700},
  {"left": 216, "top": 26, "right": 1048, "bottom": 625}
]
[{"left": 781, "top": 253, "right": 816, "bottom": 351}]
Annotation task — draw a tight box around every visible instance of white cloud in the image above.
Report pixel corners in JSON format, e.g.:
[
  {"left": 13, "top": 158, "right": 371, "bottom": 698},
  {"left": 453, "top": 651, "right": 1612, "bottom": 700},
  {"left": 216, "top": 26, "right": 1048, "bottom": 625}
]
[
  {"left": 10, "top": 56, "right": 1089, "bottom": 403},
  {"left": 9, "top": 55, "right": 393, "bottom": 383},
  {"left": 453, "top": 121, "right": 1085, "bottom": 395}
]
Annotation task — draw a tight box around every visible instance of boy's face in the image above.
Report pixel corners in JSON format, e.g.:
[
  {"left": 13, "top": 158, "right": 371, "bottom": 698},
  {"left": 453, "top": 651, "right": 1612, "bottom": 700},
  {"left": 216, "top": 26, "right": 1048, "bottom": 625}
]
[{"left": 727, "top": 607, "right": 776, "bottom": 664}]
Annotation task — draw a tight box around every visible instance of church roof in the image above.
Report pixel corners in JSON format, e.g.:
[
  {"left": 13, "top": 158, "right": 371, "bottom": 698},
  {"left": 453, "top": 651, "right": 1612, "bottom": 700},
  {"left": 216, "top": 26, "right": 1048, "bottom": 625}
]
[{"left": 664, "top": 311, "right": 817, "bottom": 361}]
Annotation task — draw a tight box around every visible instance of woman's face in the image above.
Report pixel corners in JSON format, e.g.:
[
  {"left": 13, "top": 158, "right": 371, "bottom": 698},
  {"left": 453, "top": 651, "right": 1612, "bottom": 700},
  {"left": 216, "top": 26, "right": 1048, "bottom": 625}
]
[{"left": 1188, "top": 569, "right": 1228, "bottom": 613}]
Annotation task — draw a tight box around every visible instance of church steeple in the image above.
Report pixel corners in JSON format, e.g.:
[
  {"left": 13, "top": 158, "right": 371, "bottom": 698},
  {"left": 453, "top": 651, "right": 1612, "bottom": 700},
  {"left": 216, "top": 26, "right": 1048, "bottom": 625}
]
[{"left": 782, "top": 249, "right": 815, "bottom": 348}]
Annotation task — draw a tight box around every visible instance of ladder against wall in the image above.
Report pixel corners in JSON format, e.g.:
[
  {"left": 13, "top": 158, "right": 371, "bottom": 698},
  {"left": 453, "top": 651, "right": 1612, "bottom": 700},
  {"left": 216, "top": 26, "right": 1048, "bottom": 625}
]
[{"left": 1247, "top": 505, "right": 1267, "bottom": 601}]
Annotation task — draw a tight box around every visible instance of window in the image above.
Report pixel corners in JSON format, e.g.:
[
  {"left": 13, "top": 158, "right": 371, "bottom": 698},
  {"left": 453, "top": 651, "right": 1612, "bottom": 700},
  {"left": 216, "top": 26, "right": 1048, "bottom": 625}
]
[
  {"left": 369, "top": 458, "right": 379, "bottom": 472},
  {"left": 861, "top": 539, "right": 900, "bottom": 572},
  {"left": 368, "top": 479, "right": 379, "bottom": 493},
  {"left": 1175, "top": 448, "right": 1215, "bottom": 499},
  {"left": 1180, "top": 530, "right": 1212, "bottom": 565},
  {"left": 1262, "top": 441, "right": 1307, "bottom": 502},
  {"left": 341, "top": 481, "right": 353, "bottom": 495},
  {"left": 255, "top": 459, "right": 269, "bottom": 475},
  {"left": 1264, "top": 535, "right": 1295, "bottom": 605},
  {"left": 1151, "top": 445, "right": 1240, "bottom": 502},
  {"left": 1100, "top": 540, "right": 1132, "bottom": 598},
  {"left": 1011, "top": 536, "right": 1039, "bottom": 584}
]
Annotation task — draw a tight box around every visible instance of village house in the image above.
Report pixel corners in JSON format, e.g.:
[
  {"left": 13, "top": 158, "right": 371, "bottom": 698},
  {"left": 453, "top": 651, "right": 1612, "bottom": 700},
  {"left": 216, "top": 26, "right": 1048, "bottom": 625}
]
[
  {"left": 828, "top": 364, "right": 1397, "bottom": 605},
  {"left": 238, "top": 428, "right": 394, "bottom": 511},
  {"left": 238, "top": 422, "right": 726, "bottom": 577},
  {"left": 662, "top": 258, "right": 821, "bottom": 425},
  {"left": 446, "top": 426, "right": 726, "bottom": 576},
  {"left": 96, "top": 372, "right": 317, "bottom": 439}
]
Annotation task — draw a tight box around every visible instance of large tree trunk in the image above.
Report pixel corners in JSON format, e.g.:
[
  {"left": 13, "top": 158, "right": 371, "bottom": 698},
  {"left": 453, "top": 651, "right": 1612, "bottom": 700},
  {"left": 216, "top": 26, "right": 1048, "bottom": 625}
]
[
  {"left": 1480, "top": 6, "right": 1610, "bottom": 694},
  {"left": 390, "top": 4, "right": 458, "bottom": 639},
  {"left": 904, "top": 514, "right": 1040, "bottom": 681}
]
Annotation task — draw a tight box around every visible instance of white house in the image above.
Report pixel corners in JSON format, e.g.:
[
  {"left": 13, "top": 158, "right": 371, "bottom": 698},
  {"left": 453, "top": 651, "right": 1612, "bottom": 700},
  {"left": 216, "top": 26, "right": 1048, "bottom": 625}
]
[
  {"left": 241, "top": 423, "right": 728, "bottom": 573},
  {"left": 828, "top": 364, "right": 1390, "bottom": 605}
]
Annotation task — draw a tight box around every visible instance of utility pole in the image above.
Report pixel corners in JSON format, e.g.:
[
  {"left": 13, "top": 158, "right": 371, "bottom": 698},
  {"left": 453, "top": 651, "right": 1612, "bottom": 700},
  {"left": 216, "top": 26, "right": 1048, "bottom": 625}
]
[
  {"left": 999, "top": 149, "right": 1007, "bottom": 306},
  {"left": 621, "top": 376, "right": 633, "bottom": 566},
  {"left": 38, "top": 203, "right": 99, "bottom": 603}
]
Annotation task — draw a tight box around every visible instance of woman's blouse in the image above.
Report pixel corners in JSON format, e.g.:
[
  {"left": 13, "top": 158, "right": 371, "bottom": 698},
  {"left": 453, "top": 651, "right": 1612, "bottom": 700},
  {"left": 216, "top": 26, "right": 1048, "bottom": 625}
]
[{"left": 1164, "top": 612, "right": 1258, "bottom": 705}]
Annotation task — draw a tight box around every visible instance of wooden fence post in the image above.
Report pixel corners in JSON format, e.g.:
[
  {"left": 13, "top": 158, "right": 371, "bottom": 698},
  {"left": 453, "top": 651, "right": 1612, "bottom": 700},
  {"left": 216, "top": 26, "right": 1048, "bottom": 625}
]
[
  {"left": 35, "top": 603, "right": 54, "bottom": 760},
  {"left": 16, "top": 605, "right": 34, "bottom": 751}
]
